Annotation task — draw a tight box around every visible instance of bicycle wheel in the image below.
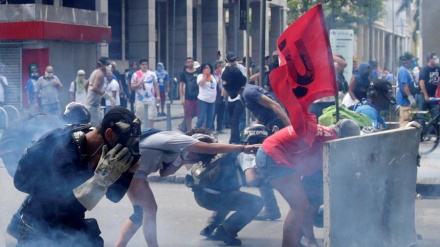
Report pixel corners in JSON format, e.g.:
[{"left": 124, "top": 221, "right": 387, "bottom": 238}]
[{"left": 419, "top": 121, "right": 440, "bottom": 155}]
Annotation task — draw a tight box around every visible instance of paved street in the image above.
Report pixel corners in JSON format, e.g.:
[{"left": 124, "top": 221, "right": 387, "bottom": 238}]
[{"left": 1, "top": 102, "right": 440, "bottom": 246}]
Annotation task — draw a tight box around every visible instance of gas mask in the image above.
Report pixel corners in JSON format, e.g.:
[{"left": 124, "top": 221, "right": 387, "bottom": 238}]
[{"left": 112, "top": 118, "right": 142, "bottom": 167}]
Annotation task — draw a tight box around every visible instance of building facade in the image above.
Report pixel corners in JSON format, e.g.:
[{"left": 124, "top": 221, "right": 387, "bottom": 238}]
[{"left": 0, "top": 0, "right": 287, "bottom": 109}]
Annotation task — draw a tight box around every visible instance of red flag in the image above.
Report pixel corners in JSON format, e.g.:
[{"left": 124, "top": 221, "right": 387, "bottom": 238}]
[{"left": 271, "top": 4, "right": 336, "bottom": 139}]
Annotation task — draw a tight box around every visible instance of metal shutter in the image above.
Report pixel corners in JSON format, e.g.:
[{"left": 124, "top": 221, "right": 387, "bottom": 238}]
[{"left": 0, "top": 46, "right": 22, "bottom": 108}]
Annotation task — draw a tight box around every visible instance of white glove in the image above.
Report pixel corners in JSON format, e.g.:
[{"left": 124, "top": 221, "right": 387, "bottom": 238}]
[
  {"left": 73, "top": 144, "right": 133, "bottom": 210},
  {"left": 408, "top": 95, "right": 416, "bottom": 108},
  {"left": 103, "top": 93, "right": 116, "bottom": 105}
]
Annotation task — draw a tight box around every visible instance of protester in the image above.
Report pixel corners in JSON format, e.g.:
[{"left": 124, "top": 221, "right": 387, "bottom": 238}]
[
  {"left": 179, "top": 57, "right": 200, "bottom": 132},
  {"left": 213, "top": 60, "right": 226, "bottom": 133},
  {"left": 396, "top": 53, "right": 417, "bottom": 127},
  {"left": 115, "top": 128, "right": 259, "bottom": 247},
  {"left": 35, "top": 66, "right": 62, "bottom": 115},
  {"left": 347, "top": 62, "right": 372, "bottom": 106},
  {"left": 155, "top": 62, "right": 169, "bottom": 116},
  {"left": 13, "top": 107, "right": 141, "bottom": 246},
  {"left": 185, "top": 130, "right": 263, "bottom": 246},
  {"left": 111, "top": 61, "right": 128, "bottom": 108},
  {"left": 69, "top": 69, "right": 88, "bottom": 105},
  {"left": 104, "top": 71, "right": 120, "bottom": 113},
  {"left": 354, "top": 79, "right": 395, "bottom": 131},
  {"left": 131, "top": 58, "right": 160, "bottom": 128},
  {"left": 196, "top": 62, "right": 217, "bottom": 130},
  {"left": 126, "top": 61, "right": 138, "bottom": 112},
  {"left": 254, "top": 119, "right": 360, "bottom": 247},
  {"left": 86, "top": 56, "right": 115, "bottom": 126},
  {"left": 418, "top": 52, "right": 440, "bottom": 114},
  {"left": 0, "top": 62, "right": 7, "bottom": 107},
  {"left": 25, "top": 65, "right": 39, "bottom": 109}
]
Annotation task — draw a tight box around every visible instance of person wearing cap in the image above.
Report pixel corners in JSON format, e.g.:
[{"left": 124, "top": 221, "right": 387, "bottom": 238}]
[
  {"left": 418, "top": 52, "right": 440, "bottom": 113},
  {"left": 69, "top": 69, "right": 89, "bottom": 105},
  {"left": 254, "top": 119, "right": 360, "bottom": 247},
  {"left": 115, "top": 128, "right": 259, "bottom": 247},
  {"left": 179, "top": 57, "right": 200, "bottom": 132},
  {"left": 155, "top": 62, "right": 169, "bottom": 116},
  {"left": 354, "top": 79, "right": 396, "bottom": 131},
  {"left": 12, "top": 107, "right": 141, "bottom": 246},
  {"left": 86, "top": 56, "right": 115, "bottom": 126},
  {"left": 34, "top": 65, "right": 62, "bottom": 115},
  {"left": 396, "top": 52, "right": 417, "bottom": 127}
]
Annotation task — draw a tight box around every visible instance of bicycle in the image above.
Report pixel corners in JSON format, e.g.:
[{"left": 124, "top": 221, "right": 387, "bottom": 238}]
[{"left": 411, "top": 98, "right": 440, "bottom": 155}]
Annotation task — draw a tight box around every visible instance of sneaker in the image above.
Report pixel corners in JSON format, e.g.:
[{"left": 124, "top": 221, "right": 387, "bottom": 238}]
[
  {"left": 212, "top": 225, "right": 241, "bottom": 246},
  {"left": 200, "top": 225, "right": 216, "bottom": 239},
  {"left": 161, "top": 112, "right": 167, "bottom": 116},
  {"left": 254, "top": 209, "right": 281, "bottom": 221},
  {"left": 6, "top": 213, "right": 20, "bottom": 239}
]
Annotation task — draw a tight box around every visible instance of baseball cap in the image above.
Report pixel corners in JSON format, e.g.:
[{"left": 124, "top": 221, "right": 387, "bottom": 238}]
[
  {"left": 194, "top": 61, "right": 201, "bottom": 69},
  {"left": 226, "top": 52, "right": 237, "bottom": 63},
  {"left": 98, "top": 56, "right": 110, "bottom": 66}
]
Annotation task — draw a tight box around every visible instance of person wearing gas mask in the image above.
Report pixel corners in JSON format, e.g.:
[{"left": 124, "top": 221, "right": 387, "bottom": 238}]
[
  {"left": 222, "top": 65, "right": 290, "bottom": 221},
  {"left": 418, "top": 52, "right": 440, "bottom": 114},
  {"left": 396, "top": 52, "right": 418, "bottom": 127},
  {"left": 13, "top": 107, "right": 141, "bottom": 246},
  {"left": 86, "top": 56, "right": 116, "bottom": 126},
  {"left": 347, "top": 62, "right": 372, "bottom": 107},
  {"left": 353, "top": 79, "right": 396, "bottom": 131},
  {"left": 25, "top": 66, "right": 40, "bottom": 110},
  {"left": 115, "top": 128, "right": 258, "bottom": 247},
  {"left": 34, "top": 65, "right": 62, "bottom": 115},
  {"left": 184, "top": 129, "right": 263, "bottom": 246}
]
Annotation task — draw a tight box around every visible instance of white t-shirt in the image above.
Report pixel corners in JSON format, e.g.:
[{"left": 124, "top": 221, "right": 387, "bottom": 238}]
[
  {"left": 131, "top": 70, "right": 157, "bottom": 102},
  {"left": 0, "top": 76, "right": 8, "bottom": 102},
  {"left": 69, "top": 81, "right": 88, "bottom": 105},
  {"left": 197, "top": 74, "right": 217, "bottom": 103},
  {"left": 104, "top": 78, "right": 120, "bottom": 106},
  {"left": 137, "top": 131, "right": 199, "bottom": 175}
]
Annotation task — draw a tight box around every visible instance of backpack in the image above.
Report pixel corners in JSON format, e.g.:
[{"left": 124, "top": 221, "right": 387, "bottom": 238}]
[
  {"left": 187, "top": 154, "right": 223, "bottom": 188},
  {"left": 318, "top": 104, "right": 372, "bottom": 128}
]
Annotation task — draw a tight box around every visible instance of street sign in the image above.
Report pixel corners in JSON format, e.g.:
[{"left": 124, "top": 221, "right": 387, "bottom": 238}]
[{"left": 329, "top": 29, "right": 354, "bottom": 83}]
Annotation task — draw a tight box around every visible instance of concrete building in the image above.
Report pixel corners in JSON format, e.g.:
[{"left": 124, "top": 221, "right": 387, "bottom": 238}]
[
  {"left": 354, "top": 0, "right": 412, "bottom": 74},
  {"left": 0, "top": 0, "right": 287, "bottom": 110}
]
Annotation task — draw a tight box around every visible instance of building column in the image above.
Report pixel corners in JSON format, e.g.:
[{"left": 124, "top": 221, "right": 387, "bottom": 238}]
[
  {"left": 250, "top": 1, "right": 261, "bottom": 66},
  {"left": 225, "top": 1, "right": 244, "bottom": 58},
  {"left": 127, "top": 0, "right": 155, "bottom": 66},
  {"left": 96, "top": 0, "right": 109, "bottom": 57},
  {"left": 269, "top": 6, "right": 282, "bottom": 54},
  {"left": 201, "top": 0, "right": 223, "bottom": 64}
]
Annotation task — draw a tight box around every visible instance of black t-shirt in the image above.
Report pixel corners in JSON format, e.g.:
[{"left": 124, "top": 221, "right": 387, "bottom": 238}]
[
  {"left": 419, "top": 65, "right": 440, "bottom": 97},
  {"left": 179, "top": 70, "right": 199, "bottom": 100}
]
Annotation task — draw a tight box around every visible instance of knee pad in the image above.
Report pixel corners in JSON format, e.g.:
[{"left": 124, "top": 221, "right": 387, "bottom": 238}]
[{"left": 129, "top": 205, "right": 143, "bottom": 226}]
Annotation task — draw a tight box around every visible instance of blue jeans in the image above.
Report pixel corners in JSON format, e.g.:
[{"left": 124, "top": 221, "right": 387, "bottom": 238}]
[{"left": 196, "top": 99, "right": 215, "bottom": 130}]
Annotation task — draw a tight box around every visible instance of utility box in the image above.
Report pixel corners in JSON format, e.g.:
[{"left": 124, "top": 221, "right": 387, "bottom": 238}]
[{"left": 323, "top": 127, "right": 420, "bottom": 247}]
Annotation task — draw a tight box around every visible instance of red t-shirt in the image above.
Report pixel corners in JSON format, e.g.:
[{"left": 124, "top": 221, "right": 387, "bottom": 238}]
[{"left": 262, "top": 124, "right": 338, "bottom": 176}]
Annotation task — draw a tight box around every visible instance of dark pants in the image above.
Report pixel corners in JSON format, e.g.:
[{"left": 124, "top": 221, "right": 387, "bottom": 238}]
[
  {"left": 215, "top": 101, "right": 225, "bottom": 131},
  {"left": 194, "top": 189, "right": 263, "bottom": 235},
  {"left": 259, "top": 183, "right": 280, "bottom": 213},
  {"left": 227, "top": 100, "right": 245, "bottom": 144},
  {"left": 17, "top": 215, "right": 103, "bottom": 247}
]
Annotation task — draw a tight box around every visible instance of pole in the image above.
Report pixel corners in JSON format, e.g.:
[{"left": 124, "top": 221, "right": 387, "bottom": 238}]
[
  {"left": 391, "top": 0, "right": 395, "bottom": 76},
  {"left": 259, "top": 0, "right": 266, "bottom": 88},
  {"left": 246, "top": 0, "right": 251, "bottom": 126},
  {"left": 369, "top": 0, "right": 373, "bottom": 62},
  {"left": 170, "top": 0, "right": 176, "bottom": 104}
]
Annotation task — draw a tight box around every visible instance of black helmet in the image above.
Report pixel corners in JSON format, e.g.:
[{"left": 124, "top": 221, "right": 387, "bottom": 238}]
[
  {"left": 241, "top": 124, "right": 269, "bottom": 144},
  {"left": 62, "top": 102, "right": 91, "bottom": 125}
]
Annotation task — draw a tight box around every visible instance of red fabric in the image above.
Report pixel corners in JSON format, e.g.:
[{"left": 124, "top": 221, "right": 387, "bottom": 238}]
[
  {"left": 270, "top": 4, "right": 336, "bottom": 141},
  {"left": 262, "top": 125, "right": 337, "bottom": 176}
]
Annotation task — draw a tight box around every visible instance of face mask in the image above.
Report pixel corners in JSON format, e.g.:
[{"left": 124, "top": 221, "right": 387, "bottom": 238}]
[
  {"left": 45, "top": 72, "right": 53, "bottom": 78},
  {"left": 434, "top": 57, "right": 439, "bottom": 65},
  {"left": 31, "top": 72, "right": 39, "bottom": 79},
  {"left": 410, "top": 61, "right": 417, "bottom": 70}
]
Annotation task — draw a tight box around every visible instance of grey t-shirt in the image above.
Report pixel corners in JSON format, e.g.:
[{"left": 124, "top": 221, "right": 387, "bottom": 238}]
[
  {"left": 240, "top": 84, "right": 284, "bottom": 129},
  {"left": 86, "top": 69, "right": 104, "bottom": 107},
  {"left": 35, "top": 76, "right": 61, "bottom": 105},
  {"left": 137, "top": 131, "right": 199, "bottom": 175}
]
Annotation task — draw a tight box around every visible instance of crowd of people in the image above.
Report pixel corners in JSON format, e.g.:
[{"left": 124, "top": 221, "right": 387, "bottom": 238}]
[{"left": 0, "top": 49, "right": 428, "bottom": 247}]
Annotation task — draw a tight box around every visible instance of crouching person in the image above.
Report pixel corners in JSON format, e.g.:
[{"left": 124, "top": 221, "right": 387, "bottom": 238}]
[
  {"left": 185, "top": 129, "right": 263, "bottom": 246},
  {"left": 13, "top": 107, "right": 141, "bottom": 246}
]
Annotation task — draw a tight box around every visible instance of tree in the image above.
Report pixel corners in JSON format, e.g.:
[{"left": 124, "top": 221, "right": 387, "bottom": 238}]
[{"left": 287, "top": 0, "right": 384, "bottom": 32}]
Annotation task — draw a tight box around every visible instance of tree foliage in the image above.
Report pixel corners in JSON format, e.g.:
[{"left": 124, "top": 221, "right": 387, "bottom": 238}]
[{"left": 287, "top": 0, "right": 384, "bottom": 31}]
